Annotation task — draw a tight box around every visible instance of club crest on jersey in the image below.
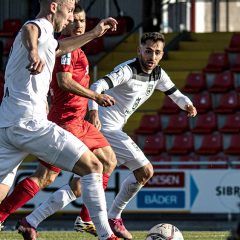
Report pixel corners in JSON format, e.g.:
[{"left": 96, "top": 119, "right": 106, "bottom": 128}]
[
  {"left": 146, "top": 84, "right": 154, "bottom": 96},
  {"left": 61, "top": 53, "right": 71, "bottom": 65}
]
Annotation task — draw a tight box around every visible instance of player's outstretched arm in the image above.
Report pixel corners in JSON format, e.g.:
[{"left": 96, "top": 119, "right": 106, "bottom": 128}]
[
  {"left": 56, "top": 72, "right": 115, "bottom": 107},
  {"left": 56, "top": 17, "right": 117, "bottom": 57},
  {"left": 167, "top": 87, "right": 197, "bottom": 116},
  {"left": 21, "top": 23, "right": 45, "bottom": 75}
]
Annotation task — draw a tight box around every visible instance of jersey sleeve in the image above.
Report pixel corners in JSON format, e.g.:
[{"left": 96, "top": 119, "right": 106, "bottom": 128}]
[
  {"left": 55, "top": 52, "right": 75, "bottom": 74},
  {"left": 155, "top": 68, "right": 175, "bottom": 92},
  {"left": 88, "top": 65, "right": 132, "bottom": 111},
  {"left": 156, "top": 68, "right": 193, "bottom": 110},
  {"left": 105, "top": 65, "right": 132, "bottom": 87}
]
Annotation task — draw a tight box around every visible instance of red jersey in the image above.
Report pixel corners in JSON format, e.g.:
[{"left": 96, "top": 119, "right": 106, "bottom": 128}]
[{"left": 48, "top": 35, "right": 90, "bottom": 125}]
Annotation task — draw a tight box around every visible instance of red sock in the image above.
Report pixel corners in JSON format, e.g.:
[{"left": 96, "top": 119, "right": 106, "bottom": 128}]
[
  {"left": 80, "top": 173, "right": 110, "bottom": 222},
  {"left": 0, "top": 177, "right": 40, "bottom": 221}
]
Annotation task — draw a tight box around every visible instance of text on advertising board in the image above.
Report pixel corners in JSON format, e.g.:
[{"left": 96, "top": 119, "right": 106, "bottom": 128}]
[{"left": 146, "top": 172, "right": 185, "bottom": 188}]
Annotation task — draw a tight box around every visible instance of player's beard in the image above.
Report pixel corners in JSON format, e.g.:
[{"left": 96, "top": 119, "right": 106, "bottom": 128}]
[{"left": 139, "top": 56, "right": 155, "bottom": 73}]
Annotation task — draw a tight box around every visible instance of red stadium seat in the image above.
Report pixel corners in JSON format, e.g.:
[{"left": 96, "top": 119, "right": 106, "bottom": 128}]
[
  {"left": 106, "top": 16, "right": 128, "bottom": 36},
  {"left": 167, "top": 133, "right": 194, "bottom": 155},
  {"left": 85, "top": 17, "right": 101, "bottom": 31},
  {"left": 192, "top": 92, "right": 212, "bottom": 113},
  {"left": 208, "top": 71, "right": 234, "bottom": 93},
  {"left": 162, "top": 113, "right": 189, "bottom": 134},
  {"left": 231, "top": 54, "right": 240, "bottom": 92},
  {"left": 182, "top": 72, "right": 206, "bottom": 93},
  {"left": 142, "top": 132, "right": 165, "bottom": 155},
  {"left": 83, "top": 17, "right": 105, "bottom": 54},
  {"left": 225, "top": 33, "right": 240, "bottom": 53},
  {"left": 135, "top": 114, "right": 161, "bottom": 134},
  {"left": 207, "top": 155, "right": 228, "bottom": 169},
  {"left": 0, "top": 18, "right": 22, "bottom": 37},
  {"left": 203, "top": 53, "right": 229, "bottom": 73},
  {"left": 191, "top": 111, "right": 217, "bottom": 133},
  {"left": 158, "top": 96, "right": 180, "bottom": 114},
  {"left": 213, "top": 91, "right": 240, "bottom": 113},
  {"left": 218, "top": 113, "right": 240, "bottom": 133},
  {"left": 82, "top": 37, "right": 104, "bottom": 55},
  {"left": 3, "top": 38, "right": 15, "bottom": 56},
  {"left": 231, "top": 53, "right": 240, "bottom": 72},
  {"left": 129, "top": 133, "right": 138, "bottom": 144},
  {"left": 195, "top": 133, "right": 222, "bottom": 155},
  {"left": 223, "top": 134, "right": 240, "bottom": 155},
  {"left": 150, "top": 154, "right": 172, "bottom": 169},
  {"left": 178, "top": 155, "right": 200, "bottom": 169}
]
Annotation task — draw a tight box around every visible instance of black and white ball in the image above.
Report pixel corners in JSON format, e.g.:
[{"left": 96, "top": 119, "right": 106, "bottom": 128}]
[{"left": 146, "top": 223, "right": 184, "bottom": 240}]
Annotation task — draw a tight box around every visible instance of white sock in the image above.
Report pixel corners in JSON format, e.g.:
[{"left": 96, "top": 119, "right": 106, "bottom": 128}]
[
  {"left": 26, "top": 184, "right": 76, "bottom": 228},
  {"left": 80, "top": 173, "right": 113, "bottom": 240},
  {"left": 108, "top": 173, "right": 143, "bottom": 219}
]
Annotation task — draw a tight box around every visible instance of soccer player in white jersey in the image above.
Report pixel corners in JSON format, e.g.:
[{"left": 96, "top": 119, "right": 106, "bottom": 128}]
[
  {"left": 18, "top": 32, "right": 197, "bottom": 240},
  {"left": 0, "top": 0, "right": 119, "bottom": 240}
]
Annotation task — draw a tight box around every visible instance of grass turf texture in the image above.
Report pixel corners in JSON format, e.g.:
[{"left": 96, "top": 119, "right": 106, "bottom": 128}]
[{"left": 0, "top": 231, "right": 229, "bottom": 240}]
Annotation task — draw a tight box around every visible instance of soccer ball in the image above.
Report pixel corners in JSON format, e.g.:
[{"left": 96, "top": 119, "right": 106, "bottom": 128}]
[{"left": 146, "top": 223, "right": 184, "bottom": 240}]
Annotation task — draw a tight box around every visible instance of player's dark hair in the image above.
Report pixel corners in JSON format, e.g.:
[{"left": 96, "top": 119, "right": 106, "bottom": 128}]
[
  {"left": 141, "top": 32, "right": 165, "bottom": 45},
  {"left": 74, "top": 3, "right": 84, "bottom": 13}
]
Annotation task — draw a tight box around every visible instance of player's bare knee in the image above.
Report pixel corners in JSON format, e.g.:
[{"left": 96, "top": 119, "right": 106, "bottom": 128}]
[
  {"left": 90, "top": 158, "right": 103, "bottom": 173},
  {"left": 45, "top": 172, "right": 59, "bottom": 186},
  {"left": 94, "top": 146, "right": 117, "bottom": 174},
  {"left": 145, "top": 163, "right": 154, "bottom": 180},
  {"left": 73, "top": 150, "right": 103, "bottom": 176},
  {"left": 134, "top": 163, "right": 154, "bottom": 185},
  {"left": 31, "top": 170, "right": 59, "bottom": 189},
  {"left": 0, "top": 183, "right": 10, "bottom": 203},
  {"left": 102, "top": 153, "right": 117, "bottom": 174},
  {"left": 70, "top": 177, "right": 81, "bottom": 197}
]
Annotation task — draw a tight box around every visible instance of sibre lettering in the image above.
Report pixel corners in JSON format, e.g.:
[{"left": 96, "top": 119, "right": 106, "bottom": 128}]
[{"left": 216, "top": 186, "right": 240, "bottom": 196}]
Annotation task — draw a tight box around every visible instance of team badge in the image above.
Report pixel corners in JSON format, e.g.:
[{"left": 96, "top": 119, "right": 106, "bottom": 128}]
[
  {"left": 146, "top": 84, "right": 154, "bottom": 96},
  {"left": 61, "top": 53, "right": 71, "bottom": 65}
]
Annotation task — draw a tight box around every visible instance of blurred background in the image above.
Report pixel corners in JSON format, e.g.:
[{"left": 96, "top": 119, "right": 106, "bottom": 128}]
[{"left": 1, "top": 0, "right": 240, "bottom": 232}]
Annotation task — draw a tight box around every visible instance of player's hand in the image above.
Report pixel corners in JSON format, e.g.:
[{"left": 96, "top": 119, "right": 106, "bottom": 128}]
[
  {"left": 185, "top": 104, "right": 197, "bottom": 117},
  {"left": 26, "top": 49, "right": 45, "bottom": 75},
  {"left": 89, "top": 110, "right": 101, "bottom": 130},
  {"left": 92, "top": 17, "right": 118, "bottom": 38},
  {"left": 96, "top": 94, "right": 115, "bottom": 107}
]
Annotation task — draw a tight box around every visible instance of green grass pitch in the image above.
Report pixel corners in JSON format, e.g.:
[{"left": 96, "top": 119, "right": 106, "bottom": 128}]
[{"left": 0, "top": 231, "right": 229, "bottom": 240}]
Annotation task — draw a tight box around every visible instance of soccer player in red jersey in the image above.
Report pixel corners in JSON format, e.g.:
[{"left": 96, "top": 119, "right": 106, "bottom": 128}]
[{"left": 0, "top": 4, "right": 118, "bottom": 240}]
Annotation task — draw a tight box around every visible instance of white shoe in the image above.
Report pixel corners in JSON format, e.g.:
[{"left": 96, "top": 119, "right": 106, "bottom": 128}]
[{"left": 74, "top": 216, "right": 97, "bottom": 236}]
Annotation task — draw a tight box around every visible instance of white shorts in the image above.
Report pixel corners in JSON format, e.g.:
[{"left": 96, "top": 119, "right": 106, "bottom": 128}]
[
  {"left": 0, "top": 119, "right": 88, "bottom": 184},
  {"left": 102, "top": 129, "right": 149, "bottom": 171},
  {"left": 0, "top": 166, "right": 18, "bottom": 187}
]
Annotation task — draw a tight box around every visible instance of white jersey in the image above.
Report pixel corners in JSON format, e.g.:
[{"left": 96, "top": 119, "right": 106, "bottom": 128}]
[
  {"left": 0, "top": 18, "right": 58, "bottom": 127},
  {"left": 89, "top": 58, "right": 192, "bottom": 131}
]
